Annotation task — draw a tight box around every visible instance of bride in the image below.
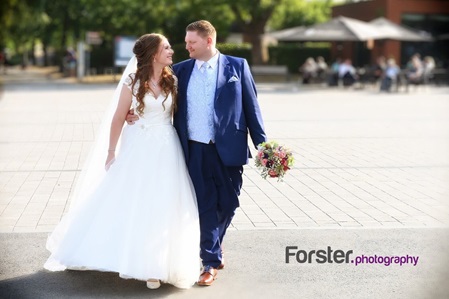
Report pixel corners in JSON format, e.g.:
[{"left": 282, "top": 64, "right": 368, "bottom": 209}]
[{"left": 44, "top": 33, "right": 200, "bottom": 289}]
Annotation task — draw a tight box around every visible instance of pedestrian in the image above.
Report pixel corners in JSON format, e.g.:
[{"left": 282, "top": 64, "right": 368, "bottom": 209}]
[
  {"left": 44, "top": 33, "right": 200, "bottom": 290},
  {"left": 64, "top": 48, "right": 77, "bottom": 77},
  {"left": 127, "top": 20, "right": 267, "bottom": 286}
]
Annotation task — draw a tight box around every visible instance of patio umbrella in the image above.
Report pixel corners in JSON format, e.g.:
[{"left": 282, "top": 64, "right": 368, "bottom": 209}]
[
  {"left": 269, "top": 26, "right": 305, "bottom": 40},
  {"left": 269, "top": 16, "right": 385, "bottom": 42},
  {"left": 369, "top": 17, "right": 434, "bottom": 42}
]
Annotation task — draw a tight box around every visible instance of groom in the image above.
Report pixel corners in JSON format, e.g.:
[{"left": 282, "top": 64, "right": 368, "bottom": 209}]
[{"left": 128, "top": 20, "right": 266, "bottom": 286}]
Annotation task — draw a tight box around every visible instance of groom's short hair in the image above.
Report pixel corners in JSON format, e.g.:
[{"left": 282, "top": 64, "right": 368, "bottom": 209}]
[{"left": 186, "top": 20, "right": 216, "bottom": 40}]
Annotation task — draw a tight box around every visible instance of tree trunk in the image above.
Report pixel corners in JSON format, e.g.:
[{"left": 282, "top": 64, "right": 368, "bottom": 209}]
[
  {"left": 59, "top": 10, "right": 69, "bottom": 72},
  {"left": 43, "top": 42, "right": 48, "bottom": 67},
  {"left": 230, "top": 1, "right": 278, "bottom": 66},
  {"left": 30, "top": 39, "right": 36, "bottom": 66},
  {"left": 242, "top": 20, "right": 267, "bottom": 65}
]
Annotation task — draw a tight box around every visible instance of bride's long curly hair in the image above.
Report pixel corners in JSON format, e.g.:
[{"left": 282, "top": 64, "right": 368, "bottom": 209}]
[{"left": 130, "top": 33, "right": 177, "bottom": 116}]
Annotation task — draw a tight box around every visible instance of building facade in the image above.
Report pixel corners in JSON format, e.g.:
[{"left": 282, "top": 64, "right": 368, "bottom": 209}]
[{"left": 332, "top": 0, "right": 449, "bottom": 66}]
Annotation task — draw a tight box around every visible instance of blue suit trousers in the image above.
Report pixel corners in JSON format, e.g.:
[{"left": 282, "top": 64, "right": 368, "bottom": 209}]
[{"left": 187, "top": 141, "right": 242, "bottom": 268}]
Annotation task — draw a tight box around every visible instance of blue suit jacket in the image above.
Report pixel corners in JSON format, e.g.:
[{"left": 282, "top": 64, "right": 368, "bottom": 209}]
[{"left": 173, "top": 54, "right": 266, "bottom": 167}]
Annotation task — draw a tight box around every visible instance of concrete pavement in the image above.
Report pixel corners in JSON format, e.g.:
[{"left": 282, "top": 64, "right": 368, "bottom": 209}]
[
  {"left": 1, "top": 66, "right": 449, "bottom": 298},
  {"left": 1, "top": 229, "right": 449, "bottom": 298}
]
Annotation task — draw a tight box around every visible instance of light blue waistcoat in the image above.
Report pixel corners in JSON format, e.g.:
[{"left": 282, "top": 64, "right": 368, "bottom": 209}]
[{"left": 186, "top": 62, "right": 218, "bottom": 143}]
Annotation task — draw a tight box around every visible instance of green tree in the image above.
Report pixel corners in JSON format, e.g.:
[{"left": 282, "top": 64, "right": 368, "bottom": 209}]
[
  {"left": 269, "top": 0, "right": 333, "bottom": 30},
  {"left": 0, "top": 0, "right": 19, "bottom": 48},
  {"left": 159, "top": 0, "right": 234, "bottom": 45},
  {"left": 3, "top": 0, "right": 337, "bottom": 69},
  {"left": 229, "top": 0, "right": 283, "bottom": 64},
  {"left": 41, "top": 0, "right": 82, "bottom": 68},
  {"left": 3, "top": 0, "right": 49, "bottom": 65},
  {"left": 75, "top": 0, "right": 234, "bottom": 66}
]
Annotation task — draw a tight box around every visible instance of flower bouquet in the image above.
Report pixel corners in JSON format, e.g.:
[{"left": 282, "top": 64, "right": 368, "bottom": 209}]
[{"left": 254, "top": 141, "right": 294, "bottom": 181}]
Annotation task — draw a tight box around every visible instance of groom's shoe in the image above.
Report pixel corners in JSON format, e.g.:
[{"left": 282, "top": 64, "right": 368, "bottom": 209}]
[{"left": 197, "top": 265, "right": 218, "bottom": 286}]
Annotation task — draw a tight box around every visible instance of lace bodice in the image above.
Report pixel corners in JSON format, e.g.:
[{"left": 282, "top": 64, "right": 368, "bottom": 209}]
[{"left": 125, "top": 74, "right": 173, "bottom": 126}]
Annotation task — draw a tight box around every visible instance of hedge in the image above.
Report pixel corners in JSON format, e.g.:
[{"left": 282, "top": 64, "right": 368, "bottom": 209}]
[
  {"left": 268, "top": 44, "right": 331, "bottom": 74},
  {"left": 86, "top": 42, "right": 331, "bottom": 74},
  {"left": 172, "top": 43, "right": 252, "bottom": 64}
]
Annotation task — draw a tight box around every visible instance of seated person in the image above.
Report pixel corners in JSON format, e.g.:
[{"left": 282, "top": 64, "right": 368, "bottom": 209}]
[
  {"left": 372, "top": 56, "right": 386, "bottom": 84},
  {"left": 328, "top": 58, "right": 341, "bottom": 86},
  {"left": 406, "top": 54, "right": 424, "bottom": 85},
  {"left": 315, "top": 56, "right": 328, "bottom": 83},
  {"left": 300, "top": 57, "right": 317, "bottom": 84},
  {"left": 338, "top": 59, "right": 357, "bottom": 87},
  {"left": 422, "top": 56, "right": 435, "bottom": 84},
  {"left": 380, "top": 58, "right": 400, "bottom": 92}
]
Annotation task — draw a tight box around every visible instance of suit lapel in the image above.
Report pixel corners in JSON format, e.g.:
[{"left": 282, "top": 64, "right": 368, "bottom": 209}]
[
  {"left": 177, "top": 60, "right": 195, "bottom": 120},
  {"left": 215, "top": 54, "right": 231, "bottom": 101},
  {"left": 178, "top": 60, "right": 195, "bottom": 97}
]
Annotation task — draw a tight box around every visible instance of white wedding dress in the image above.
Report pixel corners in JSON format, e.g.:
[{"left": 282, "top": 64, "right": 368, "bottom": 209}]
[{"left": 44, "top": 77, "right": 200, "bottom": 289}]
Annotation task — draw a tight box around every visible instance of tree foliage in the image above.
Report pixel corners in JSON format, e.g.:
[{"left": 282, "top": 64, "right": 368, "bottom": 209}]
[
  {"left": 1, "top": 0, "right": 336, "bottom": 66},
  {"left": 269, "top": 0, "right": 333, "bottom": 30},
  {"left": 228, "top": 0, "right": 283, "bottom": 64}
]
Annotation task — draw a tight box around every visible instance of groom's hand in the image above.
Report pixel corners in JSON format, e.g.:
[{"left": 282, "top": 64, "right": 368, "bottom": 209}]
[{"left": 126, "top": 109, "right": 139, "bottom": 125}]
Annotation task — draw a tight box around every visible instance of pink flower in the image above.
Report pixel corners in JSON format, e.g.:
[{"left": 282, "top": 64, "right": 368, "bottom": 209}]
[
  {"left": 268, "top": 170, "right": 278, "bottom": 177},
  {"left": 255, "top": 141, "right": 294, "bottom": 181}
]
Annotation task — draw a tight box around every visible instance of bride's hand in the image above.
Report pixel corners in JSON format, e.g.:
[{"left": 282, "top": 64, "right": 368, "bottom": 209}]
[
  {"left": 105, "top": 153, "right": 115, "bottom": 171},
  {"left": 126, "top": 109, "right": 139, "bottom": 125}
]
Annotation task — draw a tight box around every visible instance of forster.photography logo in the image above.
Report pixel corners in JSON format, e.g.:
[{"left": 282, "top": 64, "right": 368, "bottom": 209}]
[{"left": 285, "top": 246, "right": 419, "bottom": 266}]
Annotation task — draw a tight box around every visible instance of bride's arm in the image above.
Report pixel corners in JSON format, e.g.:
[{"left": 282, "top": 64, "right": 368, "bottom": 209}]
[{"left": 106, "top": 84, "right": 132, "bottom": 169}]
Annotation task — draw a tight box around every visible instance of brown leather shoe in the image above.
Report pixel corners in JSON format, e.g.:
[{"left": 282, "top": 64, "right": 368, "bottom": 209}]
[{"left": 197, "top": 265, "right": 218, "bottom": 286}]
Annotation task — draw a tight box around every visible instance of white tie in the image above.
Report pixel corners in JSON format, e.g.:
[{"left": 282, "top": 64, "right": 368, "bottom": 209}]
[{"left": 201, "top": 62, "right": 210, "bottom": 74}]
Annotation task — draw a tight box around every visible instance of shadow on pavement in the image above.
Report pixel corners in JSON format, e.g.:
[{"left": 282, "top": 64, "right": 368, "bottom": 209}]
[
  {"left": 0, "top": 270, "right": 185, "bottom": 299},
  {"left": 1, "top": 229, "right": 449, "bottom": 298}
]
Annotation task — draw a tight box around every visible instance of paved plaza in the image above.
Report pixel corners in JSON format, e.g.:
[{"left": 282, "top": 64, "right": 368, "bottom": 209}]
[
  {"left": 1, "top": 68, "right": 448, "bottom": 232},
  {"left": 0, "top": 67, "right": 448, "bottom": 298}
]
